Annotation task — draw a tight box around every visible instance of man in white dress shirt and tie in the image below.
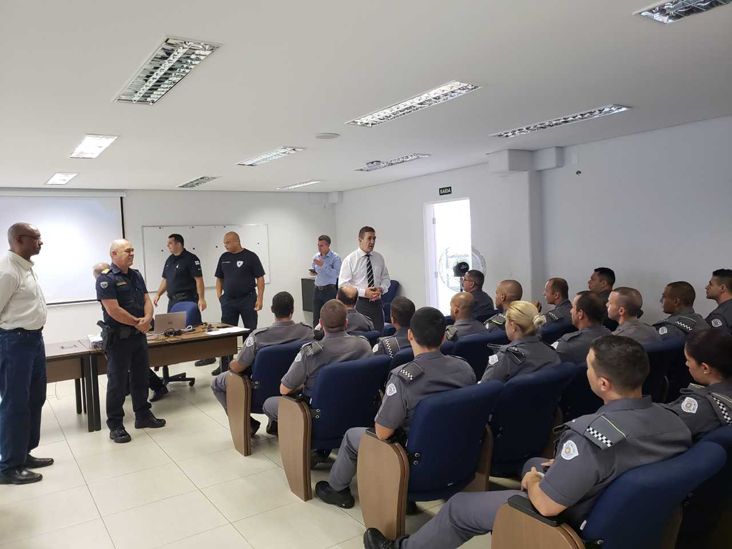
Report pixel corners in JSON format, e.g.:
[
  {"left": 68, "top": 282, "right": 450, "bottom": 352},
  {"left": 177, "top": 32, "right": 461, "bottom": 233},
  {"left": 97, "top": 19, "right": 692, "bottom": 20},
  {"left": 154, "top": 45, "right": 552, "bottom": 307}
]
[{"left": 338, "top": 226, "right": 391, "bottom": 332}]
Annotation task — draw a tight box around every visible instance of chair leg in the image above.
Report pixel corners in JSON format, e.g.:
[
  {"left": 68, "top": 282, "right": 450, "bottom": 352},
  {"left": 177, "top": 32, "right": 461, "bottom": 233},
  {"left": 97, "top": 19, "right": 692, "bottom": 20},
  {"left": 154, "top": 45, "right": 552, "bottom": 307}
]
[
  {"left": 357, "top": 430, "right": 410, "bottom": 540},
  {"left": 465, "top": 426, "right": 493, "bottom": 492},
  {"left": 226, "top": 374, "right": 252, "bottom": 456},
  {"left": 492, "top": 502, "right": 584, "bottom": 549},
  {"left": 161, "top": 365, "right": 196, "bottom": 386},
  {"left": 279, "top": 397, "right": 313, "bottom": 501}
]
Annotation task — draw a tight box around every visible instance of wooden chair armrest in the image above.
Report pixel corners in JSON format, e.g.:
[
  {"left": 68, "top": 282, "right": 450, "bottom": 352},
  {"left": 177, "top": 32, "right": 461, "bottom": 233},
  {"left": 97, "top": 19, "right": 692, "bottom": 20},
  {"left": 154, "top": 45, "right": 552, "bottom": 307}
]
[
  {"left": 226, "top": 373, "right": 252, "bottom": 456},
  {"left": 279, "top": 395, "right": 313, "bottom": 501}
]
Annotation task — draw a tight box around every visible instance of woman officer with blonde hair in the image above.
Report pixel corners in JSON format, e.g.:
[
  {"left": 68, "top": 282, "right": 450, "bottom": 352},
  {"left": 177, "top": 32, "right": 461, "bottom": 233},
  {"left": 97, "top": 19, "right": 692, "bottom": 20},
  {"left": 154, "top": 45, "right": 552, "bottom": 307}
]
[{"left": 481, "top": 301, "right": 560, "bottom": 382}]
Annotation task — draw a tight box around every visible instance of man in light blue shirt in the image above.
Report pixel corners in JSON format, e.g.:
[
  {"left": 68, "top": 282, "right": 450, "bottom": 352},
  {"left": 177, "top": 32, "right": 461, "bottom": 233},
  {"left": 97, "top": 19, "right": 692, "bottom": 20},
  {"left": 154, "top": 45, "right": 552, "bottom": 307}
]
[{"left": 310, "top": 235, "right": 342, "bottom": 327}]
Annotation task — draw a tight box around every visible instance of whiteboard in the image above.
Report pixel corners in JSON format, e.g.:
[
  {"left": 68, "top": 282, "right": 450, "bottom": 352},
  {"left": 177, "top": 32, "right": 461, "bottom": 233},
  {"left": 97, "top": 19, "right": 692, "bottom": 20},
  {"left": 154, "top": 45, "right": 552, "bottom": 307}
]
[
  {"left": 141, "top": 224, "right": 270, "bottom": 287},
  {"left": 0, "top": 195, "right": 124, "bottom": 304}
]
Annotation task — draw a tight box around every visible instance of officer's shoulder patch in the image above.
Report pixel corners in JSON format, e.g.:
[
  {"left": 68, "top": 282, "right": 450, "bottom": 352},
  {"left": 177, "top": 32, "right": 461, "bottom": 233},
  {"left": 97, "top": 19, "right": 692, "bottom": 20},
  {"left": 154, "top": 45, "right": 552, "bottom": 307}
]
[
  {"left": 99, "top": 281, "right": 109, "bottom": 289},
  {"left": 681, "top": 396, "right": 698, "bottom": 414},
  {"left": 560, "top": 439, "right": 579, "bottom": 461},
  {"left": 385, "top": 383, "right": 398, "bottom": 397},
  {"left": 301, "top": 341, "right": 323, "bottom": 357},
  {"left": 563, "top": 331, "right": 581, "bottom": 341},
  {"left": 488, "top": 353, "right": 499, "bottom": 366},
  {"left": 658, "top": 326, "right": 668, "bottom": 336},
  {"left": 551, "top": 341, "right": 560, "bottom": 349},
  {"left": 445, "top": 325, "right": 459, "bottom": 341},
  {"left": 711, "top": 318, "right": 724, "bottom": 328},
  {"left": 397, "top": 362, "right": 424, "bottom": 383},
  {"left": 582, "top": 415, "right": 627, "bottom": 449}
]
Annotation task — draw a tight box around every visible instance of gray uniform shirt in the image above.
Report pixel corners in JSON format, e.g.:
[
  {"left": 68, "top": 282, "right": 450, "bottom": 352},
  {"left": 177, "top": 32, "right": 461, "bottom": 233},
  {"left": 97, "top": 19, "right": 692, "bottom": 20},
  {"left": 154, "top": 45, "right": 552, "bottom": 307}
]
[
  {"left": 613, "top": 318, "right": 662, "bottom": 345},
  {"left": 235, "top": 320, "right": 314, "bottom": 369},
  {"left": 484, "top": 312, "right": 506, "bottom": 333},
  {"left": 376, "top": 351, "right": 476, "bottom": 431},
  {"left": 554, "top": 324, "right": 611, "bottom": 365},
  {"left": 346, "top": 307, "right": 374, "bottom": 332},
  {"left": 541, "top": 397, "right": 691, "bottom": 527},
  {"left": 663, "top": 381, "right": 732, "bottom": 439},
  {"left": 445, "top": 318, "right": 487, "bottom": 341},
  {"left": 707, "top": 300, "right": 732, "bottom": 334},
  {"left": 471, "top": 289, "right": 495, "bottom": 319},
  {"left": 373, "top": 327, "right": 410, "bottom": 358},
  {"left": 280, "top": 330, "right": 372, "bottom": 394},
  {"left": 481, "top": 334, "right": 561, "bottom": 382},
  {"left": 545, "top": 299, "right": 572, "bottom": 325},
  {"left": 654, "top": 308, "right": 709, "bottom": 340}
]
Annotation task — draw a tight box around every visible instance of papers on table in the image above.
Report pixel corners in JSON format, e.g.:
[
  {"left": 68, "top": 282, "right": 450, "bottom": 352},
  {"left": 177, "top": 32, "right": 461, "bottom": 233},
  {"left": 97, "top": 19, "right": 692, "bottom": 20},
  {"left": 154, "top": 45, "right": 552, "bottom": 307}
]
[
  {"left": 87, "top": 334, "right": 103, "bottom": 349},
  {"left": 207, "top": 327, "right": 246, "bottom": 335}
]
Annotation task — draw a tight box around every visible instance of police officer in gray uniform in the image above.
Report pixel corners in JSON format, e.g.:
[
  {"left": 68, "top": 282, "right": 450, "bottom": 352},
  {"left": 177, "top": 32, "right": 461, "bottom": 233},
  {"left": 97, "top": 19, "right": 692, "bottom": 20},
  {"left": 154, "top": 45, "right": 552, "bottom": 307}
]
[
  {"left": 554, "top": 291, "right": 611, "bottom": 364},
  {"left": 654, "top": 281, "right": 709, "bottom": 340},
  {"left": 705, "top": 269, "right": 732, "bottom": 334},
  {"left": 607, "top": 287, "right": 661, "bottom": 345},
  {"left": 316, "top": 306, "right": 475, "bottom": 508},
  {"left": 211, "top": 291, "right": 313, "bottom": 420},
  {"left": 484, "top": 279, "right": 522, "bottom": 332},
  {"left": 261, "top": 299, "right": 372, "bottom": 428},
  {"left": 338, "top": 285, "right": 374, "bottom": 332},
  {"left": 461, "top": 270, "right": 495, "bottom": 320},
  {"left": 364, "top": 335, "right": 692, "bottom": 549},
  {"left": 373, "top": 297, "right": 415, "bottom": 358},
  {"left": 541, "top": 277, "right": 572, "bottom": 326},
  {"left": 482, "top": 301, "right": 560, "bottom": 383},
  {"left": 663, "top": 329, "right": 732, "bottom": 440},
  {"left": 445, "top": 292, "right": 487, "bottom": 341}
]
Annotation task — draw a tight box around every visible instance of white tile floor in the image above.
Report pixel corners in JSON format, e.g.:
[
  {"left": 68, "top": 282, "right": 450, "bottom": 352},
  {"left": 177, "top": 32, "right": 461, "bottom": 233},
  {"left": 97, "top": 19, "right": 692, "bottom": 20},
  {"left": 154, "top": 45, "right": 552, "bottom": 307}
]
[{"left": 0, "top": 362, "right": 491, "bottom": 548}]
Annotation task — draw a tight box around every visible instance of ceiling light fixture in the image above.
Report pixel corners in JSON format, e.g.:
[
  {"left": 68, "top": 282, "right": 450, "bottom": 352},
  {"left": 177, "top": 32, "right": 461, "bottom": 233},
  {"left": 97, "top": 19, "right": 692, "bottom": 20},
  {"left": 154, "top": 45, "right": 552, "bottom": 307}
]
[
  {"left": 276, "top": 180, "right": 321, "bottom": 191},
  {"left": 347, "top": 81, "right": 480, "bottom": 127},
  {"left": 237, "top": 147, "right": 305, "bottom": 167},
  {"left": 177, "top": 176, "right": 219, "bottom": 189},
  {"left": 355, "top": 154, "right": 431, "bottom": 172},
  {"left": 70, "top": 134, "right": 118, "bottom": 159},
  {"left": 635, "top": 0, "right": 731, "bottom": 23},
  {"left": 492, "top": 104, "right": 630, "bottom": 138},
  {"left": 116, "top": 37, "right": 219, "bottom": 105},
  {"left": 46, "top": 173, "right": 78, "bottom": 185}
]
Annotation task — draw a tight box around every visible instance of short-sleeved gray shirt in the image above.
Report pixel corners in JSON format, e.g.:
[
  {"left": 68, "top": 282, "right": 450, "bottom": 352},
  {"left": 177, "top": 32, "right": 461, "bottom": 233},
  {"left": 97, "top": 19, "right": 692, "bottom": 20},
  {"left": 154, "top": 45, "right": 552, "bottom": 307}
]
[
  {"left": 707, "top": 300, "right": 732, "bottom": 334},
  {"left": 484, "top": 312, "right": 506, "bottom": 333},
  {"left": 613, "top": 319, "right": 662, "bottom": 345},
  {"left": 235, "top": 320, "right": 314, "bottom": 369},
  {"left": 544, "top": 299, "right": 572, "bottom": 325},
  {"left": 445, "top": 318, "right": 487, "bottom": 341},
  {"left": 373, "top": 327, "right": 410, "bottom": 358},
  {"left": 481, "top": 335, "right": 561, "bottom": 382},
  {"left": 554, "top": 324, "right": 611, "bottom": 365},
  {"left": 653, "top": 308, "right": 709, "bottom": 340},
  {"left": 663, "top": 381, "right": 732, "bottom": 440}
]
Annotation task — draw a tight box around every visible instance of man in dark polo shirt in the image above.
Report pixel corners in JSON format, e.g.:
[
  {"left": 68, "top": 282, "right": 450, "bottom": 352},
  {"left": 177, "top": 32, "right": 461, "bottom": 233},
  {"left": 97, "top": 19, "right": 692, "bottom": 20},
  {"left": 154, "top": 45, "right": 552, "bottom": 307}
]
[
  {"left": 212, "top": 231, "right": 266, "bottom": 375},
  {"left": 153, "top": 233, "right": 206, "bottom": 313}
]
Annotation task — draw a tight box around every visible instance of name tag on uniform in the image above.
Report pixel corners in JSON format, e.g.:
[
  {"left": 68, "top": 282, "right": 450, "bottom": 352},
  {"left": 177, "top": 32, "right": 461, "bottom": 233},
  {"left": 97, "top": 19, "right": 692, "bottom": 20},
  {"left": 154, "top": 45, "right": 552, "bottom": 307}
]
[{"left": 116, "top": 281, "right": 127, "bottom": 287}]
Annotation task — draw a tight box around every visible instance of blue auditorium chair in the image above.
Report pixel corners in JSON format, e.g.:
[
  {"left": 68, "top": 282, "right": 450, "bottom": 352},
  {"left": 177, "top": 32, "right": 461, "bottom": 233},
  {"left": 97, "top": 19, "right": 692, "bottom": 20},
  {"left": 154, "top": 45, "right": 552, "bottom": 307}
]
[
  {"left": 351, "top": 329, "right": 381, "bottom": 346},
  {"left": 492, "top": 441, "right": 727, "bottom": 549},
  {"left": 278, "top": 355, "right": 392, "bottom": 500},
  {"left": 643, "top": 338, "right": 685, "bottom": 403},
  {"left": 357, "top": 380, "right": 504, "bottom": 539},
  {"left": 162, "top": 301, "right": 202, "bottom": 386},
  {"left": 226, "top": 340, "right": 303, "bottom": 456},
  {"left": 539, "top": 320, "right": 577, "bottom": 346},
  {"left": 559, "top": 362, "right": 602, "bottom": 422},
  {"left": 453, "top": 331, "right": 509, "bottom": 380},
  {"left": 381, "top": 323, "right": 396, "bottom": 337},
  {"left": 381, "top": 280, "right": 400, "bottom": 319}
]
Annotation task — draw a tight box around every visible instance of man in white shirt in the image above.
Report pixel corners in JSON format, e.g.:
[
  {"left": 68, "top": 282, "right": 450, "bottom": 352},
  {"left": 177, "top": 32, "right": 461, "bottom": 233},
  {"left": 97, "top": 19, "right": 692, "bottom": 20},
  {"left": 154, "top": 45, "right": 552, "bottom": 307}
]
[
  {"left": 0, "top": 223, "right": 53, "bottom": 485},
  {"left": 338, "top": 226, "right": 391, "bottom": 331}
]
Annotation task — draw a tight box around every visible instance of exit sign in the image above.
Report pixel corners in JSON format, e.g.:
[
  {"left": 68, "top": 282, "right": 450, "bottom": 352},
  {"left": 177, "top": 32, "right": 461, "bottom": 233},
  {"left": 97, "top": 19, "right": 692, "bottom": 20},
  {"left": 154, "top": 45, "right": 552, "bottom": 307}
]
[{"left": 439, "top": 186, "right": 452, "bottom": 196}]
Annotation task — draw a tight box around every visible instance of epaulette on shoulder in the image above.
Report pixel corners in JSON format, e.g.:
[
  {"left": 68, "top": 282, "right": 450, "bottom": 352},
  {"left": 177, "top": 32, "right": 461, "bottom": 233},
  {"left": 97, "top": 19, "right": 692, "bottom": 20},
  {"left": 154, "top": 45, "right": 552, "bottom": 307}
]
[
  {"left": 379, "top": 336, "right": 400, "bottom": 358},
  {"left": 546, "top": 311, "right": 559, "bottom": 322},
  {"left": 445, "top": 325, "right": 459, "bottom": 341},
  {"left": 301, "top": 341, "right": 323, "bottom": 357},
  {"left": 101, "top": 268, "right": 110, "bottom": 274},
  {"left": 562, "top": 331, "right": 581, "bottom": 341},
  {"left": 487, "top": 313, "right": 506, "bottom": 326},
  {"left": 505, "top": 345, "right": 527, "bottom": 363},
  {"left": 397, "top": 362, "right": 424, "bottom": 383},
  {"left": 672, "top": 316, "right": 698, "bottom": 334},
  {"left": 706, "top": 392, "right": 732, "bottom": 425},
  {"left": 251, "top": 326, "right": 269, "bottom": 337},
  {"left": 569, "top": 414, "right": 627, "bottom": 449}
]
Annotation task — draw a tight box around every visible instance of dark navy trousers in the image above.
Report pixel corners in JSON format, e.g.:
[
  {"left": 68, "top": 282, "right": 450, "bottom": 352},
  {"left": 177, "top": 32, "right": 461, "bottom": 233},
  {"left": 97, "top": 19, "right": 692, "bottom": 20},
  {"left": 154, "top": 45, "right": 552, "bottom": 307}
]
[{"left": 105, "top": 333, "right": 151, "bottom": 429}]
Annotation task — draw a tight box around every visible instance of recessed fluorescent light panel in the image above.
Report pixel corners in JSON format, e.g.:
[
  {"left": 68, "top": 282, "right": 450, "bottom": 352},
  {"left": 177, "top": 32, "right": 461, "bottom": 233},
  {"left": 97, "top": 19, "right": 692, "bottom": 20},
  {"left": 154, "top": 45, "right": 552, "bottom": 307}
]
[
  {"left": 178, "top": 176, "right": 219, "bottom": 189},
  {"left": 355, "top": 154, "right": 431, "bottom": 172},
  {"left": 347, "top": 81, "right": 480, "bottom": 127},
  {"left": 276, "top": 180, "right": 321, "bottom": 191},
  {"left": 635, "top": 0, "right": 731, "bottom": 24},
  {"left": 46, "top": 173, "right": 78, "bottom": 185},
  {"left": 237, "top": 147, "right": 304, "bottom": 167},
  {"left": 492, "top": 104, "right": 630, "bottom": 138},
  {"left": 70, "top": 134, "right": 118, "bottom": 159},
  {"left": 116, "top": 37, "right": 218, "bottom": 105}
]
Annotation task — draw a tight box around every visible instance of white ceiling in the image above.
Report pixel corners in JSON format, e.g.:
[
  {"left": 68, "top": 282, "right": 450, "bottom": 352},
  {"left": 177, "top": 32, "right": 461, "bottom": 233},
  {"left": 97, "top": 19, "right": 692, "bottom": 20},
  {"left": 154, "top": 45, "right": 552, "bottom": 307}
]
[{"left": 1, "top": 0, "right": 731, "bottom": 193}]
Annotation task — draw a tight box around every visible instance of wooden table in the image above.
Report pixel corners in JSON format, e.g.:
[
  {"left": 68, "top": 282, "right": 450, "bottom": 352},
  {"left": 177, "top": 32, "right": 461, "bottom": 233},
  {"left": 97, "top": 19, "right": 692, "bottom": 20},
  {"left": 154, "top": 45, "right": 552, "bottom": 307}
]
[{"left": 45, "top": 340, "right": 94, "bottom": 431}]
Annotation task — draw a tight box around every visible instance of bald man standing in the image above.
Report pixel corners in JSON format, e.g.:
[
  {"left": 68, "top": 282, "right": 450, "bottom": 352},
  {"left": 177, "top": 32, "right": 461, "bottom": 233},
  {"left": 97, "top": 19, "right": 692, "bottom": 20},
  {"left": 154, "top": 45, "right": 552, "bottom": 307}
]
[
  {"left": 212, "top": 232, "right": 266, "bottom": 375},
  {"left": 96, "top": 239, "right": 165, "bottom": 443},
  {"left": 0, "top": 223, "right": 51, "bottom": 484}
]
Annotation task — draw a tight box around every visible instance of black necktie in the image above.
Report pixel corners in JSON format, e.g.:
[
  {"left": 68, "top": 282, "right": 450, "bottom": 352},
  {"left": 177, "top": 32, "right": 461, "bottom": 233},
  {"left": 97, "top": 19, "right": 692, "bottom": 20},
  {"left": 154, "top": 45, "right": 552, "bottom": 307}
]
[{"left": 366, "top": 253, "right": 375, "bottom": 287}]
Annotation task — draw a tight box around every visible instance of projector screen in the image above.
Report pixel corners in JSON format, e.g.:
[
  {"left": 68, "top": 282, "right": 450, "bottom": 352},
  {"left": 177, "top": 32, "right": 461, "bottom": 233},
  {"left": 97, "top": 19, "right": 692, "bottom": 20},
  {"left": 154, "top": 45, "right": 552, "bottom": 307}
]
[{"left": 0, "top": 194, "right": 124, "bottom": 304}]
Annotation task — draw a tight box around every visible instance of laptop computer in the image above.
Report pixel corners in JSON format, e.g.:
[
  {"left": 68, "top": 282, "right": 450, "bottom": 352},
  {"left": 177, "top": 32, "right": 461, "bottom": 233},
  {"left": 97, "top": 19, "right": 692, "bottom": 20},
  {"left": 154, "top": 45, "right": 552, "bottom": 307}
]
[{"left": 153, "top": 312, "right": 187, "bottom": 334}]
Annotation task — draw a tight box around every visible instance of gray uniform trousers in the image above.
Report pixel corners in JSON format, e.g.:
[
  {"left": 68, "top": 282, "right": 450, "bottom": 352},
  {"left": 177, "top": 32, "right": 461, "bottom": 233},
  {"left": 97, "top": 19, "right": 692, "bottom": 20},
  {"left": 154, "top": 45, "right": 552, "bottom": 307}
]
[
  {"left": 328, "top": 426, "right": 367, "bottom": 491},
  {"left": 210, "top": 372, "right": 229, "bottom": 411},
  {"left": 262, "top": 395, "right": 281, "bottom": 421}
]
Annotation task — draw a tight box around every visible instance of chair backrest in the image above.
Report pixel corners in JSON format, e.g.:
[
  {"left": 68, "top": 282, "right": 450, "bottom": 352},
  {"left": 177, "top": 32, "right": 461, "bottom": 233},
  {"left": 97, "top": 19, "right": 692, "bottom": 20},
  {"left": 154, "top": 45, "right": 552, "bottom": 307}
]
[
  {"left": 476, "top": 309, "right": 499, "bottom": 324},
  {"left": 405, "top": 381, "right": 504, "bottom": 500},
  {"left": 169, "top": 301, "right": 202, "bottom": 326},
  {"left": 382, "top": 280, "right": 400, "bottom": 304},
  {"left": 559, "top": 362, "right": 603, "bottom": 422},
  {"left": 643, "top": 338, "right": 685, "bottom": 403},
  {"left": 453, "top": 331, "right": 509, "bottom": 380},
  {"left": 490, "top": 363, "right": 581, "bottom": 476},
  {"left": 389, "top": 342, "right": 456, "bottom": 371},
  {"left": 351, "top": 330, "right": 381, "bottom": 346},
  {"left": 249, "top": 340, "right": 304, "bottom": 412},
  {"left": 581, "top": 441, "right": 727, "bottom": 549},
  {"left": 381, "top": 324, "right": 396, "bottom": 337},
  {"left": 539, "top": 320, "right": 577, "bottom": 345},
  {"left": 308, "top": 355, "right": 393, "bottom": 449}
]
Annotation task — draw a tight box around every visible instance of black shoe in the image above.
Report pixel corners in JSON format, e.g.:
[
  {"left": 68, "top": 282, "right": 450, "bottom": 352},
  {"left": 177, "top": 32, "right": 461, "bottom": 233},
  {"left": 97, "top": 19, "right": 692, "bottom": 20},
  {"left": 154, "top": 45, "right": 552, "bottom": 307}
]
[
  {"left": 310, "top": 449, "right": 330, "bottom": 469},
  {"left": 150, "top": 385, "right": 169, "bottom": 402},
  {"left": 0, "top": 467, "right": 43, "bottom": 485},
  {"left": 25, "top": 454, "right": 54, "bottom": 469},
  {"left": 363, "top": 528, "right": 398, "bottom": 549},
  {"left": 405, "top": 500, "right": 419, "bottom": 515},
  {"left": 211, "top": 366, "right": 224, "bottom": 376},
  {"left": 110, "top": 427, "right": 132, "bottom": 443},
  {"left": 195, "top": 358, "right": 216, "bottom": 366},
  {"left": 250, "top": 417, "right": 261, "bottom": 436},
  {"left": 266, "top": 420, "right": 278, "bottom": 436},
  {"left": 135, "top": 414, "right": 166, "bottom": 429},
  {"left": 315, "top": 481, "right": 355, "bottom": 508}
]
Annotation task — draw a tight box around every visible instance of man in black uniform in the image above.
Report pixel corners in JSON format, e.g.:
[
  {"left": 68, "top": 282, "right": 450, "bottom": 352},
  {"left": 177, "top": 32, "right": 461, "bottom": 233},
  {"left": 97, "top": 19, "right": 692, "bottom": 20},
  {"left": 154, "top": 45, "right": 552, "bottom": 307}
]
[
  {"left": 96, "top": 240, "right": 166, "bottom": 443},
  {"left": 461, "top": 270, "right": 495, "bottom": 320},
  {"left": 153, "top": 233, "right": 206, "bottom": 312},
  {"left": 373, "top": 297, "right": 415, "bottom": 358},
  {"left": 212, "top": 231, "right": 266, "bottom": 375},
  {"left": 705, "top": 268, "right": 732, "bottom": 334}
]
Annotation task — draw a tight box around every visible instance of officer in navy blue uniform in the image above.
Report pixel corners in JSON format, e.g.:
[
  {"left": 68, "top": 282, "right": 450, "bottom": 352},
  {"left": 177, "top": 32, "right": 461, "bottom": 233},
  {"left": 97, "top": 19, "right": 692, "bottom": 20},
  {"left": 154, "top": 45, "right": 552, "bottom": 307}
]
[
  {"left": 96, "top": 240, "right": 166, "bottom": 443},
  {"left": 153, "top": 233, "right": 206, "bottom": 313}
]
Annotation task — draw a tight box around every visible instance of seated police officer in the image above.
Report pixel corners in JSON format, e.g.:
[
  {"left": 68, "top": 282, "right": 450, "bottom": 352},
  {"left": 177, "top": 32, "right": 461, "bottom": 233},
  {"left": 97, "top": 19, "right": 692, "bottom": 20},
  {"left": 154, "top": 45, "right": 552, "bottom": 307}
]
[
  {"left": 588, "top": 266, "right": 618, "bottom": 331},
  {"left": 96, "top": 240, "right": 165, "bottom": 443},
  {"left": 364, "top": 335, "right": 692, "bottom": 548},
  {"left": 554, "top": 291, "right": 611, "bottom": 364},
  {"left": 338, "top": 285, "right": 374, "bottom": 332},
  {"left": 373, "top": 296, "right": 415, "bottom": 358},
  {"left": 461, "top": 269, "right": 495, "bottom": 320},
  {"left": 484, "top": 279, "right": 522, "bottom": 332},
  {"left": 540, "top": 277, "right": 572, "bottom": 327},
  {"left": 663, "top": 329, "right": 732, "bottom": 439},
  {"left": 654, "top": 281, "right": 709, "bottom": 339},
  {"left": 705, "top": 269, "right": 732, "bottom": 334},
  {"left": 316, "top": 307, "right": 476, "bottom": 509},
  {"left": 608, "top": 287, "right": 661, "bottom": 345},
  {"left": 481, "top": 301, "right": 560, "bottom": 383},
  {"left": 210, "top": 291, "right": 313, "bottom": 432},
  {"left": 261, "top": 299, "right": 372, "bottom": 433},
  {"left": 445, "top": 292, "right": 486, "bottom": 341}
]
